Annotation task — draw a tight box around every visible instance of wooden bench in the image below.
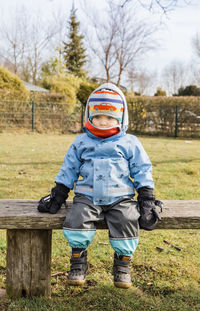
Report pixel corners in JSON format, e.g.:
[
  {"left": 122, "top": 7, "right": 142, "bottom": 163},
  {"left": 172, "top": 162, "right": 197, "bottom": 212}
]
[{"left": 0, "top": 199, "right": 200, "bottom": 298}]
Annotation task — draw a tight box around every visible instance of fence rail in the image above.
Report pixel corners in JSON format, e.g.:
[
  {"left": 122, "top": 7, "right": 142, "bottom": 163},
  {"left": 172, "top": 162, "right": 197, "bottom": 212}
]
[
  {"left": 0, "top": 100, "right": 82, "bottom": 133},
  {"left": 128, "top": 101, "right": 200, "bottom": 138},
  {"left": 0, "top": 99, "right": 200, "bottom": 137}
]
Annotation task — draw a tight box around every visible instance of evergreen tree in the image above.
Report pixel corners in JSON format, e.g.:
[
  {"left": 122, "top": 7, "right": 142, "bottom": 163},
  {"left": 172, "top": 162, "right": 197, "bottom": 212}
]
[
  {"left": 63, "top": 7, "right": 86, "bottom": 77},
  {"left": 176, "top": 85, "right": 200, "bottom": 96}
]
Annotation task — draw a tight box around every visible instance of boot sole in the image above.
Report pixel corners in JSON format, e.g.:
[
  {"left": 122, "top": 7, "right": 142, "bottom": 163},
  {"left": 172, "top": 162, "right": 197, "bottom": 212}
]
[
  {"left": 67, "top": 279, "right": 86, "bottom": 286},
  {"left": 114, "top": 281, "right": 132, "bottom": 289}
]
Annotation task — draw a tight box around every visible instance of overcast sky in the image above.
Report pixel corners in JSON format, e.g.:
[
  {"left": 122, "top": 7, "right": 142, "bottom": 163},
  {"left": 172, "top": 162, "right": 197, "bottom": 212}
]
[{"left": 0, "top": 0, "right": 200, "bottom": 77}]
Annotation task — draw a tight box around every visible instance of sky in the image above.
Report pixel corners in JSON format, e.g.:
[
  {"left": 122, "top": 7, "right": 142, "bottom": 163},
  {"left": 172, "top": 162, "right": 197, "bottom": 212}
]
[
  {"left": 0, "top": 0, "right": 200, "bottom": 84},
  {"left": 146, "top": 1, "right": 200, "bottom": 72}
]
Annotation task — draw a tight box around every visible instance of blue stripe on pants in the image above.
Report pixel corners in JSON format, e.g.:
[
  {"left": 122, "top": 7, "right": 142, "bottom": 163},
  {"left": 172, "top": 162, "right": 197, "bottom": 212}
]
[
  {"left": 109, "top": 238, "right": 139, "bottom": 256},
  {"left": 63, "top": 229, "right": 96, "bottom": 249}
]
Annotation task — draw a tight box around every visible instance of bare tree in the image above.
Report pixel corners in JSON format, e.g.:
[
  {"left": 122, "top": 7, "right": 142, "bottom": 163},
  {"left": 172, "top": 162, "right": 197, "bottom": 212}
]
[
  {"left": 191, "top": 67, "right": 200, "bottom": 86},
  {"left": 0, "top": 7, "right": 65, "bottom": 83},
  {"left": 120, "top": 0, "right": 193, "bottom": 14},
  {"left": 190, "top": 32, "right": 200, "bottom": 85},
  {"left": 114, "top": 3, "right": 158, "bottom": 86},
  {"left": 189, "top": 61, "right": 200, "bottom": 87},
  {"left": 161, "top": 60, "right": 187, "bottom": 95},
  {"left": 0, "top": 7, "right": 27, "bottom": 75},
  {"left": 82, "top": 0, "right": 158, "bottom": 86},
  {"left": 192, "top": 32, "right": 200, "bottom": 59},
  {"left": 128, "top": 68, "right": 155, "bottom": 95},
  {"left": 82, "top": 2, "right": 118, "bottom": 83}
]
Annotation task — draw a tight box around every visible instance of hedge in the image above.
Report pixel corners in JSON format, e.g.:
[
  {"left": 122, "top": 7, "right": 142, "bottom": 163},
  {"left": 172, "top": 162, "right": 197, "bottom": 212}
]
[
  {"left": 1, "top": 91, "right": 200, "bottom": 137},
  {"left": 127, "top": 96, "right": 200, "bottom": 137}
]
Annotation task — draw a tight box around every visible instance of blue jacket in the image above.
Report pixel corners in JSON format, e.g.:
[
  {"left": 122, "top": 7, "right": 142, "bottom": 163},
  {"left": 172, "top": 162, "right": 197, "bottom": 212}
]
[{"left": 55, "top": 83, "right": 154, "bottom": 205}]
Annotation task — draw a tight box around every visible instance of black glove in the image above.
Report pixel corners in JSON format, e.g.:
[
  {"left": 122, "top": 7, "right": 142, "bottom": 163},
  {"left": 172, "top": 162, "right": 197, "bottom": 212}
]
[
  {"left": 38, "top": 183, "right": 70, "bottom": 214},
  {"left": 137, "top": 187, "right": 163, "bottom": 231}
]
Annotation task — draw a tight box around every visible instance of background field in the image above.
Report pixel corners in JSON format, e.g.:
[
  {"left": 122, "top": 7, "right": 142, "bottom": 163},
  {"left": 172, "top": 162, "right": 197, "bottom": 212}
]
[{"left": 0, "top": 133, "right": 200, "bottom": 311}]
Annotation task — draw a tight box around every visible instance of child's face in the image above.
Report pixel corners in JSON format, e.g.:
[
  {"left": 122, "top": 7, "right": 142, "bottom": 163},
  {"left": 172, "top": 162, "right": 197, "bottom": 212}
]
[{"left": 92, "top": 115, "right": 119, "bottom": 128}]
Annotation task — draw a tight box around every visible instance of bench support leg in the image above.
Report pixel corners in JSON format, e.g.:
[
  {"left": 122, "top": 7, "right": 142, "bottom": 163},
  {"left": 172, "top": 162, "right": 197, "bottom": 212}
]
[{"left": 6, "top": 229, "right": 52, "bottom": 298}]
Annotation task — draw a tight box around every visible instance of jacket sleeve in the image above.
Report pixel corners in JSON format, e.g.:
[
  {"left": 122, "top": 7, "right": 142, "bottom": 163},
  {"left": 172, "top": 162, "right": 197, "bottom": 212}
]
[
  {"left": 129, "top": 138, "right": 154, "bottom": 191},
  {"left": 55, "top": 141, "right": 82, "bottom": 189}
]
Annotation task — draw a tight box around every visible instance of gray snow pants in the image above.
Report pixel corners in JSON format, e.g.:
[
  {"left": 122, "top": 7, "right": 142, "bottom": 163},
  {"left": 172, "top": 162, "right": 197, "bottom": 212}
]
[{"left": 63, "top": 194, "right": 140, "bottom": 256}]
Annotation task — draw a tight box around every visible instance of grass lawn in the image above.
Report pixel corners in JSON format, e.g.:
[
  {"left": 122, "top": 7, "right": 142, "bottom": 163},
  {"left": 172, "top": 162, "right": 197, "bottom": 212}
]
[{"left": 0, "top": 133, "right": 200, "bottom": 311}]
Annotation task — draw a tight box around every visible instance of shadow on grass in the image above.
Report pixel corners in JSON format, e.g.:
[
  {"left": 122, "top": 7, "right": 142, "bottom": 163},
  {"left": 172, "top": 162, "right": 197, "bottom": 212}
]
[
  {"left": 0, "top": 161, "right": 61, "bottom": 166},
  {"left": 152, "top": 158, "right": 200, "bottom": 165}
]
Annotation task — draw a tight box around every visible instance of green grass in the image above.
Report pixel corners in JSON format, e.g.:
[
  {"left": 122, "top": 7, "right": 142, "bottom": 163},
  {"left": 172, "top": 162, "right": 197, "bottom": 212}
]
[
  {"left": 0, "top": 133, "right": 199, "bottom": 199},
  {"left": 0, "top": 133, "right": 200, "bottom": 310}
]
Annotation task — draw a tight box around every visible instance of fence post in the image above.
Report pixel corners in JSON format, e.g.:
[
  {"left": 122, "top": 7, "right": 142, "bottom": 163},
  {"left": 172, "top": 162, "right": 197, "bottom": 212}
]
[
  {"left": 32, "top": 100, "right": 35, "bottom": 131},
  {"left": 174, "top": 105, "right": 178, "bottom": 138},
  {"left": 81, "top": 103, "right": 85, "bottom": 131}
]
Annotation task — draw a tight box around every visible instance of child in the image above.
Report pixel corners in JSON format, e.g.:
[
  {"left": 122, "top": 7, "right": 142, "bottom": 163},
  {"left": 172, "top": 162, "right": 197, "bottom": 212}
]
[{"left": 38, "top": 83, "right": 161, "bottom": 289}]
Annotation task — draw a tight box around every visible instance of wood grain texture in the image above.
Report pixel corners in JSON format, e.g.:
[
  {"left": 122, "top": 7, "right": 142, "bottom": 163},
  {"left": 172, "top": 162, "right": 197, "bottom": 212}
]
[
  {"left": 6, "top": 229, "right": 52, "bottom": 298},
  {"left": 0, "top": 199, "right": 200, "bottom": 229}
]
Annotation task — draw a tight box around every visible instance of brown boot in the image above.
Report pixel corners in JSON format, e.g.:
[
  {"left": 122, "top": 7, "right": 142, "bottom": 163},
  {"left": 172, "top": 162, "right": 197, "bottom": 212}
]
[
  {"left": 113, "top": 253, "right": 132, "bottom": 289},
  {"left": 67, "top": 250, "right": 88, "bottom": 285}
]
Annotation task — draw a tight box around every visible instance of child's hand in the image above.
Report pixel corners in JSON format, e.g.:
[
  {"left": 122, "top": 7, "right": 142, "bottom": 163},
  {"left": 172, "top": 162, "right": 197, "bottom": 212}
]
[
  {"left": 138, "top": 200, "right": 161, "bottom": 230},
  {"left": 137, "top": 187, "right": 162, "bottom": 231},
  {"left": 38, "top": 183, "right": 70, "bottom": 214}
]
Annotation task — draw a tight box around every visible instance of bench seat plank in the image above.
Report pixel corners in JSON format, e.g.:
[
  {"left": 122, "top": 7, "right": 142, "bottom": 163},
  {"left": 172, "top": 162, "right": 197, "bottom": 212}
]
[{"left": 0, "top": 199, "right": 200, "bottom": 229}]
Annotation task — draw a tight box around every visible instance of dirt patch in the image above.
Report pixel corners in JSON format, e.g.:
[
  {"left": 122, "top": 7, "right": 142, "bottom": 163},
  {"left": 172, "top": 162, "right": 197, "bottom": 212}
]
[
  {"left": 0, "top": 289, "right": 9, "bottom": 311},
  {"left": 0, "top": 288, "right": 6, "bottom": 298}
]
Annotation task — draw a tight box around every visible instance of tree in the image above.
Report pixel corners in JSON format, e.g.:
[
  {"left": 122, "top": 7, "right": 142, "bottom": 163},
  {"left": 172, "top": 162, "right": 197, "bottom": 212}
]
[
  {"left": 191, "top": 32, "right": 200, "bottom": 85},
  {"left": 190, "top": 64, "right": 200, "bottom": 86},
  {"left": 0, "top": 7, "right": 65, "bottom": 84},
  {"left": 161, "top": 61, "right": 187, "bottom": 95},
  {"left": 154, "top": 87, "right": 166, "bottom": 96},
  {"left": 41, "top": 57, "right": 66, "bottom": 78},
  {"left": 128, "top": 68, "right": 155, "bottom": 95},
  {"left": 0, "top": 7, "right": 27, "bottom": 75},
  {"left": 63, "top": 7, "right": 86, "bottom": 77},
  {"left": 120, "top": 0, "right": 193, "bottom": 14},
  {"left": 176, "top": 85, "right": 200, "bottom": 96},
  {"left": 192, "top": 32, "right": 200, "bottom": 59},
  {"left": 83, "top": 0, "right": 158, "bottom": 86}
]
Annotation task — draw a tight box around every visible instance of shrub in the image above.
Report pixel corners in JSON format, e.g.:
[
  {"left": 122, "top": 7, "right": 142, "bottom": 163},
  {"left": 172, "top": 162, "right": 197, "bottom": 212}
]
[
  {"left": 176, "top": 85, "right": 200, "bottom": 96},
  {"left": 41, "top": 73, "right": 82, "bottom": 113},
  {"left": 77, "top": 81, "right": 99, "bottom": 106},
  {"left": 0, "top": 66, "right": 26, "bottom": 92},
  {"left": 154, "top": 87, "right": 166, "bottom": 96}
]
